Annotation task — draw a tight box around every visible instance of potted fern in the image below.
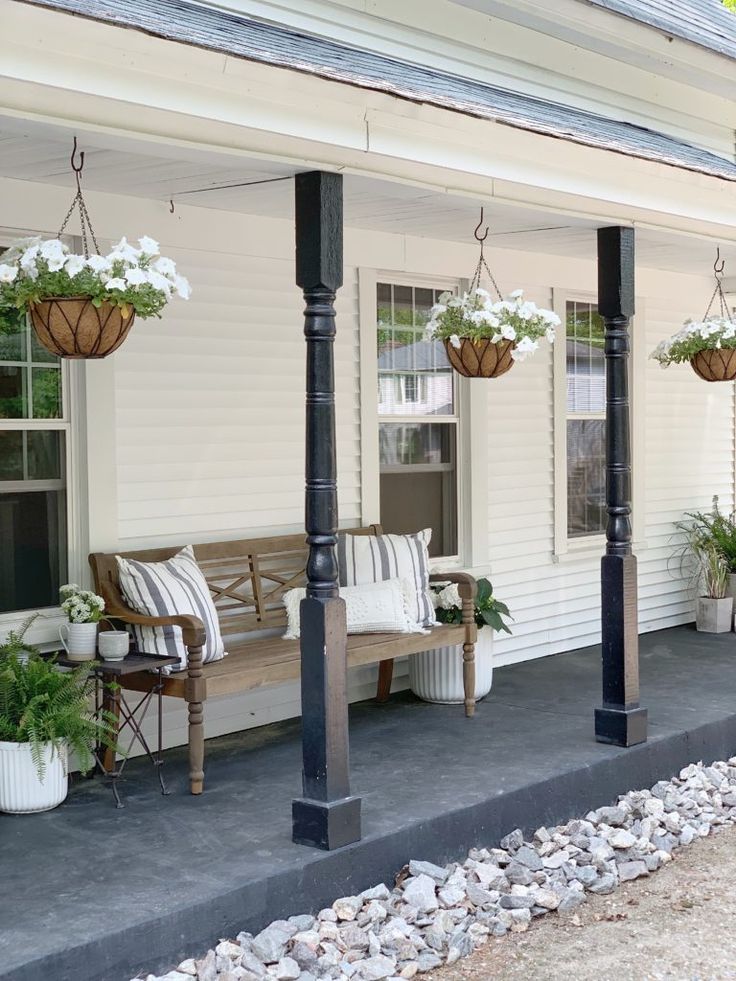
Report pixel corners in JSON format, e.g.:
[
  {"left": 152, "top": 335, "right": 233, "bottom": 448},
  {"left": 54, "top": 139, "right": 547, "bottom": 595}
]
[{"left": 0, "top": 651, "right": 113, "bottom": 813}]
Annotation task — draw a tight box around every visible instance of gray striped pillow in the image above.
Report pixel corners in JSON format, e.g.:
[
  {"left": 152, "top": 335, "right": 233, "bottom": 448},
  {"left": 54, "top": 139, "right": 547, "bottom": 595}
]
[
  {"left": 116, "top": 546, "right": 226, "bottom": 672},
  {"left": 338, "top": 529, "right": 436, "bottom": 628}
]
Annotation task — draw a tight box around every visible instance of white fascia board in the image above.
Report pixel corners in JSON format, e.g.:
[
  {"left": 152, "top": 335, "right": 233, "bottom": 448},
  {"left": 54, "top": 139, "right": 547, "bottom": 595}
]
[
  {"left": 2, "top": 1, "right": 736, "bottom": 243},
  {"left": 451, "top": 0, "right": 736, "bottom": 97}
]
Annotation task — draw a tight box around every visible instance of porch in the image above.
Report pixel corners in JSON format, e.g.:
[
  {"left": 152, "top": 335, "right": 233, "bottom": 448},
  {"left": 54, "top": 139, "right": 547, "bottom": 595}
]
[{"left": 3, "top": 625, "right": 736, "bottom": 981}]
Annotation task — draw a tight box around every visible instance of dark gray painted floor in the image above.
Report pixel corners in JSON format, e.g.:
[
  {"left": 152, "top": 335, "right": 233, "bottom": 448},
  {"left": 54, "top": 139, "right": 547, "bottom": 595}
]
[{"left": 2, "top": 625, "right": 735, "bottom": 981}]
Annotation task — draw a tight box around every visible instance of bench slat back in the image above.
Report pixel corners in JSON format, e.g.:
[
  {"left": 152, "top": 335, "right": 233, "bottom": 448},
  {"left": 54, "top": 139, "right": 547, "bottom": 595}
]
[{"left": 90, "top": 526, "right": 380, "bottom": 637}]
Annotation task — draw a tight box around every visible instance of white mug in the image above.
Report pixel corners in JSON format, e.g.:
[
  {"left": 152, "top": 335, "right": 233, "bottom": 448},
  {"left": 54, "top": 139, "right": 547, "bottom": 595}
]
[
  {"left": 98, "top": 630, "right": 130, "bottom": 661},
  {"left": 59, "top": 621, "right": 98, "bottom": 661}
]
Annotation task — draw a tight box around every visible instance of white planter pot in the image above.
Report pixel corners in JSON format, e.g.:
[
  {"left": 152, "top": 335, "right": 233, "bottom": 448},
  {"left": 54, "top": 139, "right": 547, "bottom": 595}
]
[
  {"left": 59, "top": 621, "right": 98, "bottom": 661},
  {"left": 0, "top": 741, "right": 68, "bottom": 813},
  {"left": 696, "top": 596, "right": 732, "bottom": 634},
  {"left": 727, "top": 574, "right": 736, "bottom": 627},
  {"left": 409, "top": 628, "right": 493, "bottom": 704}
]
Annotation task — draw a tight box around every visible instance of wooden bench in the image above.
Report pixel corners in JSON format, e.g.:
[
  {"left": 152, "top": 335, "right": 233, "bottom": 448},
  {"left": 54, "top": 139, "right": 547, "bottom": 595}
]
[{"left": 89, "top": 526, "right": 477, "bottom": 794}]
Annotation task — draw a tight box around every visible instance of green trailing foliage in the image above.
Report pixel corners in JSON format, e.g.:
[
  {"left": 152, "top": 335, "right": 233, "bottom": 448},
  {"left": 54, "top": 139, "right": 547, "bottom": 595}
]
[
  {"left": 0, "top": 651, "right": 117, "bottom": 780},
  {"left": 676, "top": 497, "right": 736, "bottom": 575},
  {"left": 0, "top": 614, "right": 41, "bottom": 661}
]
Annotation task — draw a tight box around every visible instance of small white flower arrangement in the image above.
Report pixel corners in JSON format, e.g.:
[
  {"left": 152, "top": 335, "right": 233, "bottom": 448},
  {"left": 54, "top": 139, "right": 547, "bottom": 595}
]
[
  {"left": 426, "top": 287, "right": 560, "bottom": 362},
  {"left": 650, "top": 316, "right": 736, "bottom": 368},
  {"left": 0, "top": 235, "right": 190, "bottom": 320},
  {"left": 60, "top": 584, "right": 105, "bottom": 624}
]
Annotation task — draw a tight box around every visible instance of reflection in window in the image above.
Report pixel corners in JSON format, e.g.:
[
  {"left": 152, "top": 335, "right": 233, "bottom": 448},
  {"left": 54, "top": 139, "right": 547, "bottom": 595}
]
[
  {"left": 377, "top": 283, "right": 459, "bottom": 557},
  {"left": 566, "top": 301, "right": 606, "bottom": 538},
  {"left": 0, "top": 302, "right": 67, "bottom": 612}
]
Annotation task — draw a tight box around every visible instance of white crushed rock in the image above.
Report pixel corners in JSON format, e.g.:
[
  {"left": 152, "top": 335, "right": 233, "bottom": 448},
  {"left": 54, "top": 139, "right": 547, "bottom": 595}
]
[{"left": 135, "top": 758, "right": 736, "bottom": 981}]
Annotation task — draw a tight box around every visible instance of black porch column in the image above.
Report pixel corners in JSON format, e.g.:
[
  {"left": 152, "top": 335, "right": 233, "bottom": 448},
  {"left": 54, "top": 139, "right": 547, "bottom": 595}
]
[
  {"left": 594, "top": 227, "right": 648, "bottom": 747},
  {"left": 291, "top": 171, "right": 362, "bottom": 849}
]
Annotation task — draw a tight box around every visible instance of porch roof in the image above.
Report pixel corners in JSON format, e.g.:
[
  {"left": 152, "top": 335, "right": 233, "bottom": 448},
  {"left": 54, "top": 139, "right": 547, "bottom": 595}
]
[
  {"left": 585, "top": 0, "right": 736, "bottom": 62},
  {"left": 17, "top": 0, "right": 736, "bottom": 185}
]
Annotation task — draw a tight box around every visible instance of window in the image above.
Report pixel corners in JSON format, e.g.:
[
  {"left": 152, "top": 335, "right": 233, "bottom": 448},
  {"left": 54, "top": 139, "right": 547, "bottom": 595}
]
[
  {"left": 0, "top": 304, "right": 68, "bottom": 613},
  {"left": 565, "top": 300, "right": 606, "bottom": 539},
  {"left": 376, "top": 282, "right": 458, "bottom": 558}
]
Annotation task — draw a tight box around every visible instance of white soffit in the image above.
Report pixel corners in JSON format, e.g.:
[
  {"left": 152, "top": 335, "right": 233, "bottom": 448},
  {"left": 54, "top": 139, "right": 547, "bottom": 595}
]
[{"left": 0, "top": 119, "right": 733, "bottom": 275}]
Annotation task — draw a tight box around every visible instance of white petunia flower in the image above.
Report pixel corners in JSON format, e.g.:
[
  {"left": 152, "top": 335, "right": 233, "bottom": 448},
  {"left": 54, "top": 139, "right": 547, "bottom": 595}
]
[
  {"left": 46, "top": 255, "right": 66, "bottom": 272},
  {"left": 511, "top": 336, "right": 539, "bottom": 361},
  {"left": 152, "top": 256, "right": 176, "bottom": 278},
  {"left": 105, "top": 277, "right": 127, "bottom": 291},
  {"left": 174, "top": 275, "right": 191, "bottom": 300},
  {"left": 64, "top": 255, "right": 86, "bottom": 278},
  {"left": 109, "top": 236, "right": 141, "bottom": 263},
  {"left": 0, "top": 264, "right": 18, "bottom": 284},
  {"left": 86, "top": 255, "right": 112, "bottom": 274},
  {"left": 40, "top": 239, "right": 67, "bottom": 261},
  {"left": 138, "top": 236, "right": 160, "bottom": 255},
  {"left": 125, "top": 266, "right": 148, "bottom": 286},
  {"left": 147, "top": 270, "right": 173, "bottom": 294},
  {"left": 501, "top": 325, "right": 517, "bottom": 341},
  {"left": 449, "top": 334, "right": 462, "bottom": 349},
  {"left": 509, "top": 288, "right": 524, "bottom": 300}
]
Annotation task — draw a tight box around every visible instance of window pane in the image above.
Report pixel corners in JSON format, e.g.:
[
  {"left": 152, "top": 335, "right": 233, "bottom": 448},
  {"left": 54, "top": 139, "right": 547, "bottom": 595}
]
[
  {"left": 27, "top": 430, "right": 64, "bottom": 480},
  {"left": 32, "top": 367, "right": 62, "bottom": 419},
  {"left": 0, "top": 308, "right": 27, "bottom": 362},
  {"left": 379, "top": 422, "right": 457, "bottom": 556},
  {"left": 0, "top": 365, "right": 27, "bottom": 418},
  {"left": 566, "top": 301, "right": 605, "bottom": 413},
  {"left": 0, "top": 431, "right": 23, "bottom": 480},
  {"left": 0, "top": 489, "right": 67, "bottom": 613},
  {"left": 567, "top": 419, "right": 606, "bottom": 538}
]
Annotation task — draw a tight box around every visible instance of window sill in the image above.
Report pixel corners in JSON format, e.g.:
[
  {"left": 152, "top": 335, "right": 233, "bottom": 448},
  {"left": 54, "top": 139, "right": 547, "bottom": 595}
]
[
  {"left": 553, "top": 540, "right": 648, "bottom": 564},
  {"left": 0, "top": 607, "right": 65, "bottom": 647}
]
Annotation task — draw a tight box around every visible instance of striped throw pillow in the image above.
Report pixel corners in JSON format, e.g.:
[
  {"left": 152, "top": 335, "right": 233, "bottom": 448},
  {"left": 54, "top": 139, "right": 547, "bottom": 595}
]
[
  {"left": 338, "top": 529, "right": 436, "bottom": 628},
  {"left": 116, "top": 546, "right": 226, "bottom": 672}
]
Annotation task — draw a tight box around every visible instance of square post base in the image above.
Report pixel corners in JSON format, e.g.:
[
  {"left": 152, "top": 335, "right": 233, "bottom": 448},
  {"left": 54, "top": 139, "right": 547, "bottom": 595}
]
[
  {"left": 292, "top": 795, "right": 362, "bottom": 850},
  {"left": 595, "top": 706, "right": 648, "bottom": 747}
]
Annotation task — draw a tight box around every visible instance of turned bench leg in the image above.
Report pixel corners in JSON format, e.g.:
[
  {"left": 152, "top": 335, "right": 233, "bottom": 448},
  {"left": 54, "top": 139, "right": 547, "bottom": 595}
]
[
  {"left": 463, "top": 638, "right": 476, "bottom": 718},
  {"left": 185, "top": 643, "right": 206, "bottom": 794},
  {"left": 376, "top": 660, "right": 394, "bottom": 702}
]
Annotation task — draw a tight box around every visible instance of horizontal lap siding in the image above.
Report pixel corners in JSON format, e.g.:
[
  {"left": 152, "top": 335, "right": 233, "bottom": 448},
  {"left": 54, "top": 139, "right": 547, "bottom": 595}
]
[
  {"left": 489, "top": 276, "right": 734, "bottom": 669},
  {"left": 115, "top": 248, "right": 361, "bottom": 545}
]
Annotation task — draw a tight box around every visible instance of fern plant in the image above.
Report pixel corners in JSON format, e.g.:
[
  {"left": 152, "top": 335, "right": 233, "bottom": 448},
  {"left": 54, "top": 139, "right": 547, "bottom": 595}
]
[
  {"left": 0, "top": 614, "right": 41, "bottom": 662},
  {"left": 0, "top": 652, "right": 116, "bottom": 780}
]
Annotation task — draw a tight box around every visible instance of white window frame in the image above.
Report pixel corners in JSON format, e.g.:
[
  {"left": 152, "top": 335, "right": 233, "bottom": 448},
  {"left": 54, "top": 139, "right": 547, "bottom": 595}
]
[
  {"left": 0, "top": 230, "right": 87, "bottom": 644},
  {"left": 553, "top": 288, "right": 645, "bottom": 560},
  {"left": 359, "top": 268, "right": 488, "bottom": 568}
]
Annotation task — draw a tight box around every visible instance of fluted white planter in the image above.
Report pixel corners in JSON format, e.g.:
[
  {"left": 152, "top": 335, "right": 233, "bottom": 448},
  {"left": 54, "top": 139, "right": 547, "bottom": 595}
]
[
  {"left": 409, "top": 628, "right": 493, "bottom": 704},
  {"left": 0, "top": 741, "right": 68, "bottom": 814}
]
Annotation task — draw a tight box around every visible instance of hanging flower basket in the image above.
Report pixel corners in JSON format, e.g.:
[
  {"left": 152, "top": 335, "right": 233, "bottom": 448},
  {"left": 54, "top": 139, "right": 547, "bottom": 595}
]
[
  {"left": 443, "top": 337, "right": 515, "bottom": 378},
  {"left": 426, "top": 210, "right": 559, "bottom": 378},
  {"left": 0, "top": 141, "right": 190, "bottom": 359},
  {"left": 29, "top": 297, "right": 135, "bottom": 359},
  {"left": 651, "top": 253, "right": 736, "bottom": 382},
  {"left": 690, "top": 347, "right": 736, "bottom": 383}
]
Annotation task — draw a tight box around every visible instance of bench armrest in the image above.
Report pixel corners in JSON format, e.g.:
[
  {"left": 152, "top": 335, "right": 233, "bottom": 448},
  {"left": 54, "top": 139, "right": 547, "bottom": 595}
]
[
  {"left": 99, "top": 581, "right": 207, "bottom": 649},
  {"left": 429, "top": 571, "right": 478, "bottom": 602}
]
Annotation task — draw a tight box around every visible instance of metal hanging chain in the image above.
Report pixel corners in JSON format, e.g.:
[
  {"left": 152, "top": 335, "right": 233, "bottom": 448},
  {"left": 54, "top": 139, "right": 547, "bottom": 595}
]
[
  {"left": 468, "top": 208, "right": 503, "bottom": 301},
  {"left": 703, "top": 247, "right": 734, "bottom": 323},
  {"left": 57, "top": 137, "right": 100, "bottom": 258}
]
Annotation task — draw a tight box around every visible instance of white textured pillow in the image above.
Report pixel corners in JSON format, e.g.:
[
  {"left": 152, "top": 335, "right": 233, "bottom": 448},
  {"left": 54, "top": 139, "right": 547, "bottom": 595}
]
[
  {"left": 283, "top": 578, "right": 419, "bottom": 640},
  {"left": 338, "top": 529, "right": 436, "bottom": 628},
  {"left": 117, "top": 545, "right": 226, "bottom": 672}
]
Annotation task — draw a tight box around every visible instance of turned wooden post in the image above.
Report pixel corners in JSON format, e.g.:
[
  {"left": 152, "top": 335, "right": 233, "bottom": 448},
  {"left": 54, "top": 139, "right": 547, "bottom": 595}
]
[
  {"left": 595, "top": 227, "right": 647, "bottom": 747},
  {"left": 291, "top": 171, "right": 362, "bottom": 849}
]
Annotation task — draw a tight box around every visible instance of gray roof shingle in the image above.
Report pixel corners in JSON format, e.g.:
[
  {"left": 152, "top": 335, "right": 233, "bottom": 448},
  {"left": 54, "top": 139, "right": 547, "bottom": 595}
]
[
  {"left": 16, "top": 0, "right": 736, "bottom": 183},
  {"left": 585, "top": 0, "right": 736, "bottom": 61}
]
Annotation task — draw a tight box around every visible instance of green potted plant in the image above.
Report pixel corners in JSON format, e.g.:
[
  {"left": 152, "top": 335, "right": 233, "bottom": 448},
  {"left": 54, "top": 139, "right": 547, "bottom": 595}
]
[
  {"left": 695, "top": 547, "right": 731, "bottom": 633},
  {"left": 410, "top": 578, "right": 512, "bottom": 704},
  {"left": 677, "top": 498, "right": 736, "bottom": 620},
  {"left": 0, "top": 652, "right": 114, "bottom": 813},
  {"left": 58, "top": 584, "right": 106, "bottom": 661},
  {"left": 0, "top": 614, "right": 40, "bottom": 665}
]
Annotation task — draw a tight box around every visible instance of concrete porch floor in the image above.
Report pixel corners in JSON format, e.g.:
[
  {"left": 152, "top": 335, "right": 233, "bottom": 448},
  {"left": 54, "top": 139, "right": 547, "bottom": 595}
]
[{"left": 2, "top": 625, "right": 736, "bottom": 981}]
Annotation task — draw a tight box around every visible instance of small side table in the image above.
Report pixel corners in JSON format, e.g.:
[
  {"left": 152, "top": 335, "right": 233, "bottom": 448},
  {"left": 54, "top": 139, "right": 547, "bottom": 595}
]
[{"left": 46, "top": 650, "right": 179, "bottom": 808}]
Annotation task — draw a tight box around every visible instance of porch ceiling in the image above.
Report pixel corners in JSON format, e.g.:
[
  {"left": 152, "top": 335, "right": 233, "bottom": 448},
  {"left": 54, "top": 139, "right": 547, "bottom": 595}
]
[{"left": 1, "top": 118, "right": 734, "bottom": 276}]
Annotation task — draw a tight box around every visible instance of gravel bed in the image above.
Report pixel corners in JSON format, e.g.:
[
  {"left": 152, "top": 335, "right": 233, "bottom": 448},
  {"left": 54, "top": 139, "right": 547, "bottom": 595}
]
[{"left": 135, "top": 757, "right": 736, "bottom": 981}]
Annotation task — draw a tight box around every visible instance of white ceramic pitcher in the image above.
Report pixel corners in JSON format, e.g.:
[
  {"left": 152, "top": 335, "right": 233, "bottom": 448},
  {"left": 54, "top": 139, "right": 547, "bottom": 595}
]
[{"left": 59, "top": 622, "right": 98, "bottom": 661}]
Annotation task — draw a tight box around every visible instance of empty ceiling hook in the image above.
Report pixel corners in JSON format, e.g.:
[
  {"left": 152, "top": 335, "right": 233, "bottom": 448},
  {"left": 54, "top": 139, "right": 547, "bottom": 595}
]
[
  {"left": 474, "top": 207, "right": 489, "bottom": 244},
  {"left": 714, "top": 246, "right": 726, "bottom": 279},
  {"left": 70, "top": 136, "right": 85, "bottom": 176}
]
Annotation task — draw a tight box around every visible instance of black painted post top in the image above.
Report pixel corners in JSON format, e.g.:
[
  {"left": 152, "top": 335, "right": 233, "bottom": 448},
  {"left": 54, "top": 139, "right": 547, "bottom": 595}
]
[
  {"left": 597, "top": 227, "right": 635, "bottom": 319},
  {"left": 295, "top": 171, "right": 343, "bottom": 292}
]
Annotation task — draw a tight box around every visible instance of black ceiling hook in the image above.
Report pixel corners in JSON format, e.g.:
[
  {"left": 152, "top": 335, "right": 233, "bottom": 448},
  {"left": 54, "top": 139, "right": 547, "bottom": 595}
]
[
  {"left": 474, "top": 207, "right": 489, "bottom": 244},
  {"left": 714, "top": 246, "right": 726, "bottom": 278},
  {"left": 70, "top": 136, "right": 85, "bottom": 175}
]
